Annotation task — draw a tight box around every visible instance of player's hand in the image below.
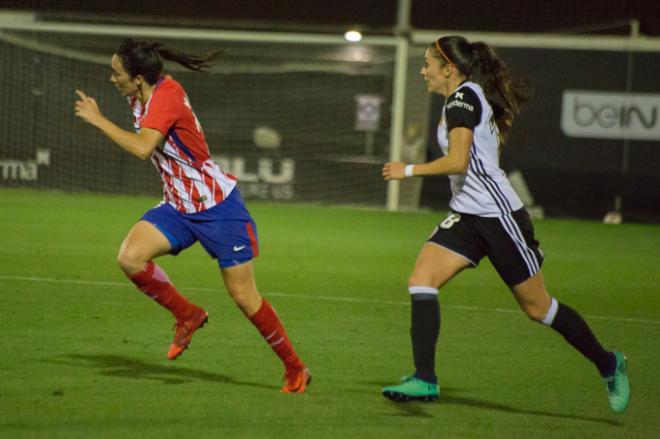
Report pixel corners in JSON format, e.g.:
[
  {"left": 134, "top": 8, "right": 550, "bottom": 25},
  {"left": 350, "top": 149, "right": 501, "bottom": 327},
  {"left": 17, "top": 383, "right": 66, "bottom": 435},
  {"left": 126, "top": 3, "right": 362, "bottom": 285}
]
[
  {"left": 74, "top": 90, "right": 103, "bottom": 125},
  {"left": 382, "top": 162, "right": 406, "bottom": 180}
]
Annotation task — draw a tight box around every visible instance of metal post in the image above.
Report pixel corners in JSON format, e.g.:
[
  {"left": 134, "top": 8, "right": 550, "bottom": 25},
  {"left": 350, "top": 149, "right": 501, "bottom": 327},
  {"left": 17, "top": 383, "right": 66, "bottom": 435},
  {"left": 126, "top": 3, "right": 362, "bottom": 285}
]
[
  {"left": 395, "top": 0, "right": 412, "bottom": 36},
  {"left": 386, "top": 0, "right": 412, "bottom": 211},
  {"left": 386, "top": 36, "right": 409, "bottom": 211},
  {"left": 612, "top": 19, "right": 639, "bottom": 221}
]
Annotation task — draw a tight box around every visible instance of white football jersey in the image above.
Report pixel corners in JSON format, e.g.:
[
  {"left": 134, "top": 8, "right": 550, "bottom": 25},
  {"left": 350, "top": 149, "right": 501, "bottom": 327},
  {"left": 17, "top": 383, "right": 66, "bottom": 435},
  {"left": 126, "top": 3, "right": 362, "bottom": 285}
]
[{"left": 437, "top": 81, "right": 523, "bottom": 217}]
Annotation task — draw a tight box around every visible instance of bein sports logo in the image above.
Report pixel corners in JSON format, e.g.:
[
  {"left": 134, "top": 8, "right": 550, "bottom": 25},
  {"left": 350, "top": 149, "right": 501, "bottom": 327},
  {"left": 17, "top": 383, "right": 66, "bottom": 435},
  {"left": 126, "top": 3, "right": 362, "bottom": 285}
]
[{"left": 561, "top": 90, "right": 660, "bottom": 140}]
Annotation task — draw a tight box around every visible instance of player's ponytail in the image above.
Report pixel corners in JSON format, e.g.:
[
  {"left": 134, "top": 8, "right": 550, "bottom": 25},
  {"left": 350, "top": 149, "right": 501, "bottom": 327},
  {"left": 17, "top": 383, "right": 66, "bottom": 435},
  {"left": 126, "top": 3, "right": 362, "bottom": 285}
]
[
  {"left": 152, "top": 43, "right": 219, "bottom": 74},
  {"left": 116, "top": 38, "right": 219, "bottom": 84},
  {"left": 431, "top": 36, "right": 531, "bottom": 145},
  {"left": 468, "top": 41, "right": 531, "bottom": 144}
]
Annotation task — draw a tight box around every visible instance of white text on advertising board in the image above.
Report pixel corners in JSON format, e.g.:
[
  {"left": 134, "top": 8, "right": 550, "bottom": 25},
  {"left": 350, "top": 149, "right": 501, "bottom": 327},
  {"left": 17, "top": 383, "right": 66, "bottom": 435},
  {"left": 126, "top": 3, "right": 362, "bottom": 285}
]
[
  {"left": 212, "top": 156, "right": 295, "bottom": 200},
  {"left": 561, "top": 90, "right": 660, "bottom": 141},
  {"left": 0, "top": 149, "right": 50, "bottom": 181}
]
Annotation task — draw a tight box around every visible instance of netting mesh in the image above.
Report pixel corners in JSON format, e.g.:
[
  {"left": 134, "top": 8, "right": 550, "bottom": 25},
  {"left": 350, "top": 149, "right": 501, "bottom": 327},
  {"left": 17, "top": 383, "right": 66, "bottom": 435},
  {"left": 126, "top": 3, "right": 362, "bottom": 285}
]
[{"left": 0, "top": 29, "right": 420, "bottom": 206}]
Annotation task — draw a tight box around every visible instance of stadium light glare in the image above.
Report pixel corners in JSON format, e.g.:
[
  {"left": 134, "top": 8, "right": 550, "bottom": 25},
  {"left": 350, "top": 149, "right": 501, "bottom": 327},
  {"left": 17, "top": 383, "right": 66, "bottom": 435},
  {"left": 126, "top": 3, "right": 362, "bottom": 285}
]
[{"left": 344, "top": 30, "right": 362, "bottom": 42}]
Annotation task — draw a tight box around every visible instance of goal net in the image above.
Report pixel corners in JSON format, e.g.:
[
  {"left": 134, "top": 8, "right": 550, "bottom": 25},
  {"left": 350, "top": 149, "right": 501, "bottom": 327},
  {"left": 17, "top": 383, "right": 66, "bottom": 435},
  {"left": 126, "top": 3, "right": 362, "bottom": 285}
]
[{"left": 0, "top": 18, "right": 430, "bottom": 208}]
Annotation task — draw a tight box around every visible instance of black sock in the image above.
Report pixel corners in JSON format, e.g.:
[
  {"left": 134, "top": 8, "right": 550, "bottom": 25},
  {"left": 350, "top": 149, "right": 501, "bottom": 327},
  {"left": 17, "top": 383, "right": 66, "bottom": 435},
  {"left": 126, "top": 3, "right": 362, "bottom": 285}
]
[
  {"left": 410, "top": 293, "right": 440, "bottom": 384},
  {"left": 550, "top": 303, "right": 616, "bottom": 377}
]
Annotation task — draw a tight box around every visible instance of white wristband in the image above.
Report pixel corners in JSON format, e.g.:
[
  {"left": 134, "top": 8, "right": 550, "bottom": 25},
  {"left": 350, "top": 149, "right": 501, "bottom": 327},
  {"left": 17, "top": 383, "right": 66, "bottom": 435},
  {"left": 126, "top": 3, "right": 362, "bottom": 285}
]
[{"left": 404, "top": 164, "right": 414, "bottom": 178}]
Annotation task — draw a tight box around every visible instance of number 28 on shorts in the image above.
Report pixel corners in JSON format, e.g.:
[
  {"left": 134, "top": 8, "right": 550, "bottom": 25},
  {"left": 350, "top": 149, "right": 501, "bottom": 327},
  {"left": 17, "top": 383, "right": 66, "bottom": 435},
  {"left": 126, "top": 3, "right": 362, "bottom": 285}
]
[{"left": 440, "top": 212, "right": 461, "bottom": 229}]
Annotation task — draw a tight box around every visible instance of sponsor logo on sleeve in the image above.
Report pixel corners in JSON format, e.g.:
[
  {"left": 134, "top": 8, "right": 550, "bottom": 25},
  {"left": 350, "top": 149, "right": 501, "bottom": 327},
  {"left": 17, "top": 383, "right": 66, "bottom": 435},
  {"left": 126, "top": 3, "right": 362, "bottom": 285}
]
[{"left": 446, "top": 99, "right": 474, "bottom": 112}]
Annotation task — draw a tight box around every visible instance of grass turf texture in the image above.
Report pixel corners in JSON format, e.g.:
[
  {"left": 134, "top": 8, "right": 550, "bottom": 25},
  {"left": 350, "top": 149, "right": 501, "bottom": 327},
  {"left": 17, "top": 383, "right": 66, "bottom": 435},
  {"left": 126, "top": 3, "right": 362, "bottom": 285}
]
[{"left": 1, "top": 188, "right": 659, "bottom": 438}]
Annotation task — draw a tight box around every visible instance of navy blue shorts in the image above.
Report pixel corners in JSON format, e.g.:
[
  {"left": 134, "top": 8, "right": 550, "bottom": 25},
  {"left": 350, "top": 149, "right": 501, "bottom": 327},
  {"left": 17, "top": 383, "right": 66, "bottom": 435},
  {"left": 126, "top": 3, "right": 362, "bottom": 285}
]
[{"left": 141, "top": 189, "right": 259, "bottom": 269}]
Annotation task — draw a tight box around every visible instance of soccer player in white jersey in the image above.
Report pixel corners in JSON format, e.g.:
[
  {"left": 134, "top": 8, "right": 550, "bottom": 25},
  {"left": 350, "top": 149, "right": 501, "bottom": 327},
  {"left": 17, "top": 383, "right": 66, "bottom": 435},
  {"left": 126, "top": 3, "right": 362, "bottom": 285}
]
[
  {"left": 74, "top": 38, "right": 310, "bottom": 393},
  {"left": 381, "top": 35, "right": 629, "bottom": 412}
]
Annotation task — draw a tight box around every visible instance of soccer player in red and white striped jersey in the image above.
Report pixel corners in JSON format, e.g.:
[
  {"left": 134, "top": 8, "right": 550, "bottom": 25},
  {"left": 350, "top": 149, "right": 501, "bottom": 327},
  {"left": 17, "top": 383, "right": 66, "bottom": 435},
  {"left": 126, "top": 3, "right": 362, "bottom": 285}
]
[
  {"left": 127, "top": 77, "right": 235, "bottom": 214},
  {"left": 75, "top": 38, "right": 309, "bottom": 393}
]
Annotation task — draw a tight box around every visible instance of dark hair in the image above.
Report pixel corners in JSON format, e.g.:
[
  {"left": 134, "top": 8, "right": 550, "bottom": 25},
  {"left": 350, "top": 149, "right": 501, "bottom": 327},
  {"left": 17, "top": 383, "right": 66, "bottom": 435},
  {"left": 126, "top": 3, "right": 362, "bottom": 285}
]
[
  {"left": 116, "top": 38, "right": 220, "bottom": 84},
  {"left": 432, "top": 36, "right": 532, "bottom": 144}
]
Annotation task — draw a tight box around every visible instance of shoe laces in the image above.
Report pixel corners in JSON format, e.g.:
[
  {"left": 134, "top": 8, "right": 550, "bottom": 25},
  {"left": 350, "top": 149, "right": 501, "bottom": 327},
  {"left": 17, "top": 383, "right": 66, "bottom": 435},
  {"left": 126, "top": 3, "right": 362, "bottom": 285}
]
[
  {"left": 284, "top": 367, "right": 309, "bottom": 389},
  {"left": 172, "top": 320, "right": 191, "bottom": 340},
  {"left": 285, "top": 368, "right": 302, "bottom": 384},
  {"left": 606, "top": 376, "right": 618, "bottom": 394}
]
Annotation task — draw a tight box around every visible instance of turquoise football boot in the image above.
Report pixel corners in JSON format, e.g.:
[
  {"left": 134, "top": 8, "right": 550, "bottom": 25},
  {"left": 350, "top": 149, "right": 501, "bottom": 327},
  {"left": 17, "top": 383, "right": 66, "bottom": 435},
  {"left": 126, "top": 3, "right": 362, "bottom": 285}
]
[
  {"left": 382, "top": 375, "right": 439, "bottom": 402},
  {"left": 603, "top": 352, "right": 631, "bottom": 413}
]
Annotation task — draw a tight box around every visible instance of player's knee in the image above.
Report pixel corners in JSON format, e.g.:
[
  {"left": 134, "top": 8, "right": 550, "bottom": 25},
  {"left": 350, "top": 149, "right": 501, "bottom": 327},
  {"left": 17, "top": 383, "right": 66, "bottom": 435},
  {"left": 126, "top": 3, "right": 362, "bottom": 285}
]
[
  {"left": 522, "top": 303, "right": 546, "bottom": 322},
  {"left": 117, "top": 247, "right": 143, "bottom": 274}
]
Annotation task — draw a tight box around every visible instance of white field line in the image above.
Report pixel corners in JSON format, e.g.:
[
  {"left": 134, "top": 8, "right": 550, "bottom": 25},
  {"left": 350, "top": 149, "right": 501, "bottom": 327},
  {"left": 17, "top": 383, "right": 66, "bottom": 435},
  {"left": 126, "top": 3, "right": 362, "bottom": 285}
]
[{"left": 1, "top": 274, "right": 659, "bottom": 326}]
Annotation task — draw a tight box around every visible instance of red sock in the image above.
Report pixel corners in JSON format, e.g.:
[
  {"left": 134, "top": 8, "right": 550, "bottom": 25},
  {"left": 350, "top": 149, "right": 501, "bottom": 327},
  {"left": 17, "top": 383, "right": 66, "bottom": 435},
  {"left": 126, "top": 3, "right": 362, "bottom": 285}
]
[
  {"left": 249, "top": 299, "right": 304, "bottom": 370},
  {"left": 129, "top": 261, "right": 195, "bottom": 321}
]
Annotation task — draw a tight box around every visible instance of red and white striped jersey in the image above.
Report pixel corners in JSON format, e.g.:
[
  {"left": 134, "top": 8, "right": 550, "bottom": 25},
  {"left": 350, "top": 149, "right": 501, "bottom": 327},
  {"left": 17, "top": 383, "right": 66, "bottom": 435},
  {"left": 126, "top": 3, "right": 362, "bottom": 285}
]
[{"left": 129, "top": 77, "right": 236, "bottom": 213}]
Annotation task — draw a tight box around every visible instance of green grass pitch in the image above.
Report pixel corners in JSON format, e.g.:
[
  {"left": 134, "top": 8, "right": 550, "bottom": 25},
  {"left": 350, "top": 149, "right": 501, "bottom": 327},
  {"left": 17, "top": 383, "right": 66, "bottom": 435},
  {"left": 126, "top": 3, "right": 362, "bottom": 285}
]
[{"left": 1, "top": 188, "right": 659, "bottom": 438}]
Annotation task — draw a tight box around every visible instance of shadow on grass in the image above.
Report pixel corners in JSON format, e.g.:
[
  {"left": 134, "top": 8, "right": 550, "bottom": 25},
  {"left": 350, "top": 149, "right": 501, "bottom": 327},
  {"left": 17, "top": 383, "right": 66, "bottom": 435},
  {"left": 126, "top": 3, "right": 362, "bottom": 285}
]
[
  {"left": 52, "top": 354, "right": 278, "bottom": 390},
  {"left": 437, "top": 393, "right": 623, "bottom": 426},
  {"left": 364, "top": 381, "right": 622, "bottom": 426}
]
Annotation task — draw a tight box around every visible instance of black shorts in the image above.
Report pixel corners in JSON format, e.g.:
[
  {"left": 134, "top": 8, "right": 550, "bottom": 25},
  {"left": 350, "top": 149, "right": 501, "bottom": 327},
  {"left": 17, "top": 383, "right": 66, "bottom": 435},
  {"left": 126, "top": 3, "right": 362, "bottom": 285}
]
[{"left": 427, "top": 209, "right": 544, "bottom": 286}]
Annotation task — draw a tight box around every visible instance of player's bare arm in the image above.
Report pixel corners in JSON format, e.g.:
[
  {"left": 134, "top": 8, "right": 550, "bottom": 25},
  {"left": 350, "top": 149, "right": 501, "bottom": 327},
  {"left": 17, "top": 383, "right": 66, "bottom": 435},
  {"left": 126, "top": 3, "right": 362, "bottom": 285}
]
[
  {"left": 74, "top": 90, "right": 163, "bottom": 160},
  {"left": 382, "top": 127, "right": 472, "bottom": 180}
]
